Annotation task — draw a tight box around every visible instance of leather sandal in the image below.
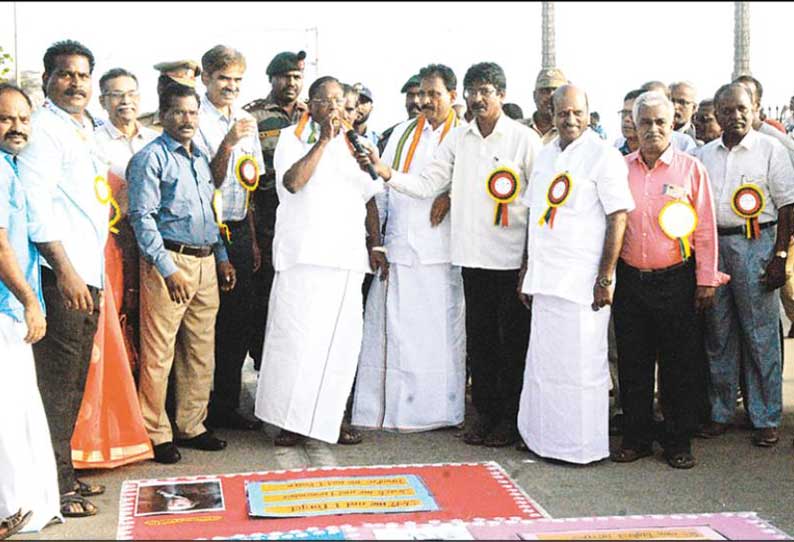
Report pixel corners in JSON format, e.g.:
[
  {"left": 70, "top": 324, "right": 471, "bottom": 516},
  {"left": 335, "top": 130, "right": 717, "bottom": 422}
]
[
  {"left": 337, "top": 425, "right": 363, "bottom": 445},
  {"left": 74, "top": 479, "right": 105, "bottom": 497},
  {"left": 610, "top": 447, "right": 653, "bottom": 463},
  {"left": 0, "top": 509, "right": 32, "bottom": 540},
  {"left": 60, "top": 492, "right": 98, "bottom": 518},
  {"left": 274, "top": 429, "right": 304, "bottom": 447},
  {"left": 665, "top": 451, "right": 696, "bottom": 469}
]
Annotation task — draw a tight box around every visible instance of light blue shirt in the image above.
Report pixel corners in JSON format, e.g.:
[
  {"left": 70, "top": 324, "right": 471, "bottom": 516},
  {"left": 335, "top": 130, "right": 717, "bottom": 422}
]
[
  {"left": 197, "top": 93, "right": 265, "bottom": 222},
  {"left": 0, "top": 151, "right": 44, "bottom": 322},
  {"left": 127, "top": 131, "right": 229, "bottom": 278},
  {"left": 17, "top": 99, "right": 110, "bottom": 289}
]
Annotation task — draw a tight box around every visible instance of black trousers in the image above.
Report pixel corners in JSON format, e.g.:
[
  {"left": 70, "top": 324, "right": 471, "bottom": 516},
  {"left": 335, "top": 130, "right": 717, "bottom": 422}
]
[
  {"left": 33, "top": 267, "right": 100, "bottom": 494},
  {"left": 249, "top": 189, "right": 277, "bottom": 370},
  {"left": 210, "top": 219, "right": 256, "bottom": 416},
  {"left": 461, "top": 267, "right": 529, "bottom": 426},
  {"left": 613, "top": 259, "right": 704, "bottom": 455}
]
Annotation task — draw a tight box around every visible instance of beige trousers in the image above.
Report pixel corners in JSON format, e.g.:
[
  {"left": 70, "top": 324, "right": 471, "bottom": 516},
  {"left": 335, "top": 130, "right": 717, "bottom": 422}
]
[
  {"left": 781, "top": 237, "right": 794, "bottom": 323},
  {"left": 138, "top": 250, "right": 220, "bottom": 445}
]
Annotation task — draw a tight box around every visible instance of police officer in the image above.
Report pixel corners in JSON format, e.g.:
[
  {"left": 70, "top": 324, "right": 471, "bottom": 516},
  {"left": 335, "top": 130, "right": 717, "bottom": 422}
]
[
  {"left": 138, "top": 60, "right": 202, "bottom": 132},
  {"left": 243, "top": 51, "right": 308, "bottom": 369}
]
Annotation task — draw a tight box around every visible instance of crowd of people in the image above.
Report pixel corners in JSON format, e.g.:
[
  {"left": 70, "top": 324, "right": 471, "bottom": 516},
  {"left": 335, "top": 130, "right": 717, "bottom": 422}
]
[{"left": 1, "top": 37, "right": 794, "bottom": 538}]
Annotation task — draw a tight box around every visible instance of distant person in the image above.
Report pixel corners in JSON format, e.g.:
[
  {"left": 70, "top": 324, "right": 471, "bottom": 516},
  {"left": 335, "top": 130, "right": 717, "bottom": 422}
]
[
  {"left": 589, "top": 111, "right": 607, "bottom": 139},
  {"left": 698, "top": 83, "right": 794, "bottom": 448},
  {"left": 502, "top": 102, "right": 524, "bottom": 120},
  {"left": 521, "top": 67, "right": 567, "bottom": 145},
  {"left": 353, "top": 83, "right": 379, "bottom": 147},
  {"left": 670, "top": 81, "right": 698, "bottom": 141},
  {"left": 138, "top": 60, "right": 201, "bottom": 132},
  {"left": 615, "top": 89, "right": 643, "bottom": 155},
  {"left": 378, "top": 73, "right": 421, "bottom": 155},
  {"left": 341, "top": 83, "right": 360, "bottom": 127},
  {"left": 693, "top": 99, "right": 722, "bottom": 144}
]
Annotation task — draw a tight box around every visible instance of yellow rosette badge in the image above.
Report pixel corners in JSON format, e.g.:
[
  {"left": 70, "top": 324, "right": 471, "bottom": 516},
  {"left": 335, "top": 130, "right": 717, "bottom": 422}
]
[
  {"left": 658, "top": 200, "right": 698, "bottom": 261},
  {"left": 538, "top": 172, "right": 572, "bottom": 229},
  {"left": 486, "top": 166, "right": 520, "bottom": 227},
  {"left": 731, "top": 184, "right": 765, "bottom": 239},
  {"left": 212, "top": 189, "right": 231, "bottom": 243},
  {"left": 94, "top": 175, "right": 121, "bottom": 234},
  {"left": 235, "top": 154, "right": 260, "bottom": 211}
]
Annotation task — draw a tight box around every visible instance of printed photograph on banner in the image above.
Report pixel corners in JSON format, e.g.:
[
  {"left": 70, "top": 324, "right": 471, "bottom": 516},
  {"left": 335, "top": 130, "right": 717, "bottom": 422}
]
[
  {"left": 517, "top": 525, "right": 727, "bottom": 540},
  {"left": 245, "top": 474, "right": 439, "bottom": 518},
  {"left": 372, "top": 524, "right": 474, "bottom": 540},
  {"left": 134, "top": 480, "right": 225, "bottom": 517}
]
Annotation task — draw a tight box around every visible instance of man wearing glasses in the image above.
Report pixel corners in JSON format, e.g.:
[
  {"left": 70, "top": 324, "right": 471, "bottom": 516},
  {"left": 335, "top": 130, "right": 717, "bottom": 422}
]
[
  {"left": 254, "top": 76, "right": 385, "bottom": 448},
  {"left": 358, "top": 62, "right": 540, "bottom": 447},
  {"left": 670, "top": 82, "right": 698, "bottom": 143}
]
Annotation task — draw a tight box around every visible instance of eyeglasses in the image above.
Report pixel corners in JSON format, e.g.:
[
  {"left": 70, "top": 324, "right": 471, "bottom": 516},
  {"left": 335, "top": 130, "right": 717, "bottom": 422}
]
[
  {"left": 103, "top": 90, "right": 140, "bottom": 100},
  {"left": 463, "top": 87, "right": 497, "bottom": 100},
  {"left": 310, "top": 98, "right": 346, "bottom": 107}
]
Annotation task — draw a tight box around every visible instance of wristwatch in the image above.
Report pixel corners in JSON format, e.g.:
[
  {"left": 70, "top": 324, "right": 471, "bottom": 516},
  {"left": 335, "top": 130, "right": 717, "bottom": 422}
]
[
  {"left": 597, "top": 276, "right": 613, "bottom": 288},
  {"left": 775, "top": 250, "right": 788, "bottom": 259}
]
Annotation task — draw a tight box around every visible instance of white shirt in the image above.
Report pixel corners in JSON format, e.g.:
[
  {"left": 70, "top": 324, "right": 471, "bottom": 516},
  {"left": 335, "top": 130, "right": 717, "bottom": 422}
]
[
  {"left": 273, "top": 120, "right": 383, "bottom": 273},
  {"left": 197, "top": 94, "right": 265, "bottom": 222},
  {"left": 95, "top": 120, "right": 158, "bottom": 179},
  {"left": 381, "top": 116, "right": 455, "bottom": 266},
  {"left": 696, "top": 129, "right": 794, "bottom": 227},
  {"left": 758, "top": 122, "right": 794, "bottom": 168},
  {"left": 521, "top": 129, "right": 635, "bottom": 305},
  {"left": 387, "top": 113, "right": 541, "bottom": 270},
  {"left": 17, "top": 100, "right": 110, "bottom": 289}
]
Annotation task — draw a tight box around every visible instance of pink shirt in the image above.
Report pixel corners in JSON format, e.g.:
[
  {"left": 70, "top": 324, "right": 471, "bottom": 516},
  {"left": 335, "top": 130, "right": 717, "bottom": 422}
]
[{"left": 621, "top": 145, "right": 723, "bottom": 286}]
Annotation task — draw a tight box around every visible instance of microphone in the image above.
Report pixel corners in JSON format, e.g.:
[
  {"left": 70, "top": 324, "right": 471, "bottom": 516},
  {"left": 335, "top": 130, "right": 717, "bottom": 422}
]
[{"left": 346, "top": 129, "right": 378, "bottom": 180}]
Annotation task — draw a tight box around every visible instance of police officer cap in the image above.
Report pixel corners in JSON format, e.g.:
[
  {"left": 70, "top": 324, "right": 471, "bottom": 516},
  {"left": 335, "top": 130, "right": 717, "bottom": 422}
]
[
  {"left": 400, "top": 74, "right": 421, "bottom": 93},
  {"left": 153, "top": 59, "right": 201, "bottom": 77},
  {"left": 535, "top": 67, "right": 567, "bottom": 90},
  {"left": 267, "top": 51, "right": 307, "bottom": 76}
]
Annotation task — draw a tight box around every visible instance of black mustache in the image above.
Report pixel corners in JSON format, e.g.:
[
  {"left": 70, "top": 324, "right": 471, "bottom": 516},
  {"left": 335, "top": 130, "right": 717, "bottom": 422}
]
[
  {"left": 4, "top": 131, "right": 27, "bottom": 141},
  {"left": 178, "top": 124, "right": 193, "bottom": 130},
  {"left": 65, "top": 89, "right": 87, "bottom": 97}
]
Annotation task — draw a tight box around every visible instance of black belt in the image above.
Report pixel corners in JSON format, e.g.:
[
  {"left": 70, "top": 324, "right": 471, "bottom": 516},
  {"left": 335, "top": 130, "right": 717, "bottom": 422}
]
[
  {"left": 163, "top": 240, "right": 213, "bottom": 258},
  {"left": 718, "top": 220, "right": 776, "bottom": 236},
  {"left": 618, "top": 258, "right": 693, "bottom": 280},
  {"left": 226, "top": 218, "right": 248, "bottom": 229}
]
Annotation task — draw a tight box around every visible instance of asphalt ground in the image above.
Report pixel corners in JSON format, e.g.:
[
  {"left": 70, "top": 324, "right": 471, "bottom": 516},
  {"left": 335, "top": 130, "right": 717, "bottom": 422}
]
[{"left": 16, "top": 340, "right": 794, "bottom": 540}]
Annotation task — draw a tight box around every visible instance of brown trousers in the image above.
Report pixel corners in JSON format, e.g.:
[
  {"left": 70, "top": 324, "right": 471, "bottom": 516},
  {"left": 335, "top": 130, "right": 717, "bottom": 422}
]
[{"left": 137, "top": 250, "right": 219, "bottom": 445}]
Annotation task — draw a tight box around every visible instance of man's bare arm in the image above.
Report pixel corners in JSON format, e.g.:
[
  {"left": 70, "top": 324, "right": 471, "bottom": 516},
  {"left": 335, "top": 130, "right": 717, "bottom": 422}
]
[{"left": 592, "top": 210, "right": 628, "bottom": 309}]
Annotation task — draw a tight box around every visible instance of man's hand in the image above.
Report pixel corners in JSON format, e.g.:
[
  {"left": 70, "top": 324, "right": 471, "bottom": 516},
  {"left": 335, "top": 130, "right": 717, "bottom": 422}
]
[
  {"left": 430, "top": 192, "right": 451, "bottom": 226},
  {"left": 356, "top": 145, "right": 390, "bottom": 180},
  {"left": 369, "top": 248, "right": 389, "bottom": 282},
  {"left": 223, "top": 118, "right": 257, "bottom": 148},
  {"left": 762, "top": 255, "right": 787, "bottom": 291},
  {"left": 217, "top": 261, "right": 237, "bottom": 292},
  {"left": 23, "top": 301, "right": 46, "bottom": 344},
  {"left": 164, "top": 270, "right": 191, "bottom": 304},
  {"left": 591, "top": 283, "right": 613, "bottom": 311},
  {"left": 252, "top": 238, "right": 262, "bottom": 273},
  {"left": 56, "top": 269, "right": 94, "bottom": 313},
  {"left": 517, "top": 264, "right": 531, "bottom": 310},
  {"left": 694, "top": 285, "right": 716, "bottom": 312},
  {"left": 319, "top": 110, "right": 341, "bottom": 142}
]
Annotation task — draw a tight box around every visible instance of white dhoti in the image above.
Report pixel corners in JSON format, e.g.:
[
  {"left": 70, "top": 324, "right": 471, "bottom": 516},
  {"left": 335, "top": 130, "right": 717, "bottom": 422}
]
[
  {"left": 352, "top": 263, "right": 466, "bottom": 432},
  {"left": 517, "top": 293, "right": 611, "bottom": 464},
  {"left": 255, "top": 265, "right": 364, "bottom": 443},
  {"left": 0, "top": 314, "right": 61, "bottom": 532}
]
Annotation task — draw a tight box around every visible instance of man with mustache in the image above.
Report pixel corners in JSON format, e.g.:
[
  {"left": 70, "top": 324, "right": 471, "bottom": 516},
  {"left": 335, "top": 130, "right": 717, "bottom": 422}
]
[
  {"left": 0, "top": 83, "right": 60, "bottom": 536},
  {"left": 352, "top": 64, "right": 466, "bottom": 433},
  {"left": 254, "top": 76, "right": 385, "bottom": 447},
  {"left": 17, "top": 39, "right": 110, "bottom": 517},
  {"left": 128, "top": 82, "right": 235, "bottom": 464},
  {"left": 243, "top": 50, "right": 308, "bottom": 371},
  {"left": 196, "top": 45, "right": 263, "bottom": 431},
  {"left": 139, "top": 60, "right": 202, "bottom": 132},
  {"left": 521, "top": 67, "right": 567, "bottom": 145},
  {"left": 696, "top": 83, "right": 794, "bottom": 448},
  {"left": 359, "top": 62, "right": 540, "bottom": 447},
  {"left": 616, "top": 90, "right": 642, "bottom": 156},
  {"left": 611, "top": 91, "right": 721, "bottom": 469},
  {"left": 517, "top": 85, "right": 634, "bottom": 464},
  {"left": 377, "top": 74, "right": 421, "bottom": 156},
  {"left": 353, "top": 84, "right": 380, "bottom": 148}
]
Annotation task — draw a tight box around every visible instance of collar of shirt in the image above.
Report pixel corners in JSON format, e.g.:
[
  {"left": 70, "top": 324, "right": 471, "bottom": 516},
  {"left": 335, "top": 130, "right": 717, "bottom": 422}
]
[
  {"left": 0, "top": 149, "right": 17, "bottom": 175},
  {"left": 626, "top": 142, "right": 675, "bottom": 171},
  {"left": 717, "top": 127, "right": 758, "bottom": 152},
  {"left": 264, "top": 93, "right": 308, "bottom": 115},
  {"left": 201, "top": 93, "right": 245, "bottom": 124},
  {"left": 99, "top": 119, "right": 148, "bottom": 141},
  {"left": 465, "top": 112, "right": 510, "bottom": 139},
  {"left": 42, "top": 98, "right": 93, "bottom": 131},
  {"left": 161, "top": 129, "right": 204, "bottom": 159}
]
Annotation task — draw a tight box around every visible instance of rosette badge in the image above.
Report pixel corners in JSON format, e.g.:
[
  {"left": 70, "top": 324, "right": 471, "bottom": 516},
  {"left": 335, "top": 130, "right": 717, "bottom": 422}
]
[
  {"left": 731, "top": 184, "right": 765, "bottom": 239},
  {"left": 538, "top": 172, "right": 572, "bottom": 229},
  {"left": 94, "top": 175, "right": 121, "bottom": 234},
  {"left": 235, "top": 155, "right": 260, "bottom": 192},
  {"left": 658, "top": 200, "right": 698, "bottom": 261},
  {"left": 486, "top": 166, "right": 521, "bottom": 227}
]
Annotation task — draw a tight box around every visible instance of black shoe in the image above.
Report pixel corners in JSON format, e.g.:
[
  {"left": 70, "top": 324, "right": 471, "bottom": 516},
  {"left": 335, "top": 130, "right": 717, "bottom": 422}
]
[
  {"left": 206, "top": 410, "right": 263, "bottom": 431},
  {"left": 152, "top": 442, "right": 181, "bottom": 464},
  {"left": 484, "top": 420, "right": 519, "bottom": 447},
  {"left": 176, "top": 431, "right": 227, "bottom": 451}
]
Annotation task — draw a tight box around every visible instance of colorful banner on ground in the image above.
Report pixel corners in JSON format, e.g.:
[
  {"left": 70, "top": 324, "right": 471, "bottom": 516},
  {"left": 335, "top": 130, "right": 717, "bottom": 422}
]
[{"left": 246, "top": 474, "right": 438, "bottom": 518}]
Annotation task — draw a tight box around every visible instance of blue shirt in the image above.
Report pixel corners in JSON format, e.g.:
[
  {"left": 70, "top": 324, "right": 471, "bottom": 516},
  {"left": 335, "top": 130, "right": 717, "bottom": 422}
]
[
  {"left": 0, "top": 151, "right": 44, "bottom": 322},
  {"left": 127, "top": 131, "right": 228, "bottom": 278}
]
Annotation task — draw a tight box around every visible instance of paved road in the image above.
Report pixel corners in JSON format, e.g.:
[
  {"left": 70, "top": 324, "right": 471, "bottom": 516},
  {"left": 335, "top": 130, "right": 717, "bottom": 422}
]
[{"left": 16, "top": 347, "right": 794, "bottom": 540}]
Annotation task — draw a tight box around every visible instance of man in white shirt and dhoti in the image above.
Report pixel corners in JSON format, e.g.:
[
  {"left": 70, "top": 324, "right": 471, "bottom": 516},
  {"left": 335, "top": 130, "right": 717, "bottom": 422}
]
[
  {"left": 352, "top": 64, "right": 466, "bottom": 432},
  {"left": 517, "top": 85, "right": 634, "bottom": 464},
  {"left": 254, "top": 76, "right": 385, "bottom": 447}
]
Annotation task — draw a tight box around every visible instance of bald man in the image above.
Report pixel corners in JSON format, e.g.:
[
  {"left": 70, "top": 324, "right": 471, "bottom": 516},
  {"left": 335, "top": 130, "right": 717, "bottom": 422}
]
[{"left": 517, "top": 85, "right": 634, "bottom": 464}]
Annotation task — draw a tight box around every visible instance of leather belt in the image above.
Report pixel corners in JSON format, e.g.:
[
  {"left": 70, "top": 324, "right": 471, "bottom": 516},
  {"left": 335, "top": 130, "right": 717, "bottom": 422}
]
[
  {"left": 717, "top": 220, "right": 776, "bottom": 236},
  {"left": 619, "top": 258, "right": 692, "bottom": 280},
  {"left": 163, "top": 240, "right": 213, "bottom": 258}
]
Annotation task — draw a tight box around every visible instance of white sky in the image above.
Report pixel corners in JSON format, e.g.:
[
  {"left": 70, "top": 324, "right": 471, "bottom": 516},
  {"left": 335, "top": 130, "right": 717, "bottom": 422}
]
[{"left": 0, "top": 1, "right": 791, "bottom": 140}]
